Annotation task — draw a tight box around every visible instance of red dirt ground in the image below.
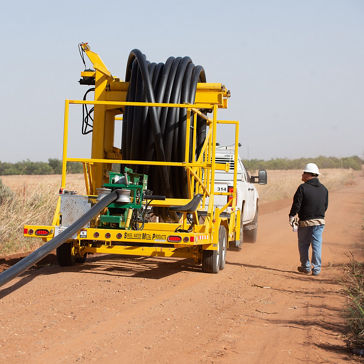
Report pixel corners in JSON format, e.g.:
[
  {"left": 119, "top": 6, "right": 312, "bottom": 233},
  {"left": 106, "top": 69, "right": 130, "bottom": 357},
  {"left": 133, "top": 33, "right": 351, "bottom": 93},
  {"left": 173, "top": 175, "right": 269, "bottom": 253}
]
[{"left": 0, "top": 176, "right": 363, "bottom": 363}]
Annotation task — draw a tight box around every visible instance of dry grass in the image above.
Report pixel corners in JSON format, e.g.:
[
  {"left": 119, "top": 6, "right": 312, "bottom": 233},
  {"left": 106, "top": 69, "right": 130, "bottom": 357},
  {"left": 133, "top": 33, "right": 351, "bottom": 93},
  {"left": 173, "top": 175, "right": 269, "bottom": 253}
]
[
  {"left": 341, "top": 253, "right": 364, "bottom": 352},
  {"left": 255, "top": 168, "right": 358, "bottom": 203},
  {"left": 0, "top": 174, "right": 85, "bottom": 255},
  {"left": 0, "top": 169, "right": 358, "bottom": 255}
]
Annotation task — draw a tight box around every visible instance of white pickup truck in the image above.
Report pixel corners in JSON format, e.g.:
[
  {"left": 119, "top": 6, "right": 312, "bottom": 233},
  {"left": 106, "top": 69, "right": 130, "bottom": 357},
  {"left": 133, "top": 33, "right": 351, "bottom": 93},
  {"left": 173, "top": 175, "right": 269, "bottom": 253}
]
[{"left": 213, "top": 146, "right": 267, "bottom": 249}]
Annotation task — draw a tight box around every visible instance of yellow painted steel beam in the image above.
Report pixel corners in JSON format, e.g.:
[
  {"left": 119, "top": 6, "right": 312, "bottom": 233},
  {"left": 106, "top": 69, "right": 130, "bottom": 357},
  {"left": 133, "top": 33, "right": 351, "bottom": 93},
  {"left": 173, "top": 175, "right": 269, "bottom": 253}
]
[
  {"left": 80, "top": 228, "right": 210, "bottom": 245},
  {"left": 24, "top": 225, "right": 55, "bottom": 242},
  {"left": 69, "top": 99, "right": 218, "bottom": 109},
  {"left": 80, "top": 70, "right": 95, "bottom": 78},
  {"left": 186, "top": 167, "right": 210, "bottom": 197},
  {"left": 51, "top": 197, "right": 61, "bottom": 226},
  {"left": 147, "top": 198, "right": 191, "bottom": 207},
  {"left": 143, "top": 222, "right": 208, "bottom": 233},
  {"left": 66, "top": 157, "right": 228, "bottom": 171},
  {"left": 24, "top": 224, "right": 213, "bottom": 246},
  {"left": 80, "top": 43, "right": 113, "bottom": 78},
  {"left": 76, "top": 80, "right": 229, "bottom": 108},
  {"left": 235, "top": 209, "right": 241, "bottom": 241},
  {"left": 83, "top": 245, "right": 199, "bottom": 259},
  {"left": 61, "top": 100, "right": 70, "bottom": 189},
  {"left": 208, "top": 105, "right": 218, "bottom": 213}
]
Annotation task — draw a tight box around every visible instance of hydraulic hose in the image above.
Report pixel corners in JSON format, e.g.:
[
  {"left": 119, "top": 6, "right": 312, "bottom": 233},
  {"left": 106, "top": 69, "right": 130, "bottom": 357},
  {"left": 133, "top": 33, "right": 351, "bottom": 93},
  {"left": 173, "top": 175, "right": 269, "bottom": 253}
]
[
  {"left": 0, "top": 190, "right": 119, "bottom": 288},
  {"left": 122, "top": 50, "right": 207, "bottom": 202}
]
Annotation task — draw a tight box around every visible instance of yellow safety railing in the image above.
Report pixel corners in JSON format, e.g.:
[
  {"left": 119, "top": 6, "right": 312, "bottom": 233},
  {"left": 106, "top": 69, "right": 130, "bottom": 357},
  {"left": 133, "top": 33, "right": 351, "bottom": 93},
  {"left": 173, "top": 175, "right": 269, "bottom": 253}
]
[{"left": 60, "top": 99, "right": 239, "bottom": 219}]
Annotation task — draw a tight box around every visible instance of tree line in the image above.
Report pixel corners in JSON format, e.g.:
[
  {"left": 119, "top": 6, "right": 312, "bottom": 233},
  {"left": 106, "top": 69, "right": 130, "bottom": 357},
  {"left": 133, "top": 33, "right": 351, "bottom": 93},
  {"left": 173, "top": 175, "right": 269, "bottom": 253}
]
[
  {"left": 243, "top": 155, "right": 363, "bottom": 171},
  {"left": 0, "top": 159, "right": 83, "bottom": 175},
  {"left": 0, "top": 156, "right": 362, "bottom": 175}
]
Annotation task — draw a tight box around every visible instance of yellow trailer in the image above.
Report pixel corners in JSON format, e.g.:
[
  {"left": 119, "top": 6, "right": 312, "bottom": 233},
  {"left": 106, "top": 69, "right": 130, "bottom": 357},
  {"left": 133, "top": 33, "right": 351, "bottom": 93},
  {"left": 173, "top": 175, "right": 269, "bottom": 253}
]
[{"left": 23, "top": 43, "right": 242, "bottom": 274}]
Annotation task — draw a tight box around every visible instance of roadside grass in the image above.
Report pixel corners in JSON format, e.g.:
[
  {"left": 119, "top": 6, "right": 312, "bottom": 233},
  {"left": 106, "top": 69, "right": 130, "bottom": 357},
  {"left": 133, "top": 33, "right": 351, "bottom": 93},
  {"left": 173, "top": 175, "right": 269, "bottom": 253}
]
[
  {"left": 0, "top": 175, "right": 84, "bottom": 255},
  {"left": 255, "top": 168, "right": 356, "bottom": 203},
  {"left": 342, "top": 253, "right": 364, "bottom": 354},
  {"left": 0, "top": 169, "right": 358, "bottom": 255}
]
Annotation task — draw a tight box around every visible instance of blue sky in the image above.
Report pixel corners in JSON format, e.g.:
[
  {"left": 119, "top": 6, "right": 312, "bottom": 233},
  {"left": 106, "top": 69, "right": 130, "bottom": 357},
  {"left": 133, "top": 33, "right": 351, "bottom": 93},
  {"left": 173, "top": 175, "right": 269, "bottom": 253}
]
[{"left": 0, "top": 0, "right": 363, "bottom": 162}]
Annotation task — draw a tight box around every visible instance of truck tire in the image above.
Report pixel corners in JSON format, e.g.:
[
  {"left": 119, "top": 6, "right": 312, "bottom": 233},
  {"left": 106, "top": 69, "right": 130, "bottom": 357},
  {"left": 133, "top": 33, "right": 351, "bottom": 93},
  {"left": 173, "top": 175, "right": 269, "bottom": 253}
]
[
  {"left": 244, "top": 204, "right": 258, "bottom": 243},
  {"left": 56, "top": 242, "right": 76, "bottom": 266},
  {"left": 219, "top": 225, "right": 227, "bottom": 270}
]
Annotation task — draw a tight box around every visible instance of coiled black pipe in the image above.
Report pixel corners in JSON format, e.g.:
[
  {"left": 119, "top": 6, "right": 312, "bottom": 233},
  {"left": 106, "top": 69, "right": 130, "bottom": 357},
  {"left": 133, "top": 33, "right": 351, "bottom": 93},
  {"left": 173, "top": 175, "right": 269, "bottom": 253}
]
[
  {"left": 0, "top": 190, "right": 119, "bottom": 288},
  {"left": 122, "top": 50, "right": 206, "bottom": 201}
]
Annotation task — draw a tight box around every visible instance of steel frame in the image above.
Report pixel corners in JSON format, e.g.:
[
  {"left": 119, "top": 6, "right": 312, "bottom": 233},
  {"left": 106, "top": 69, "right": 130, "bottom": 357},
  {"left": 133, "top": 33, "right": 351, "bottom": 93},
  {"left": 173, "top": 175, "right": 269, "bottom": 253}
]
[{"left": 24, "top": 44, "right": 241, "bottom": 264}]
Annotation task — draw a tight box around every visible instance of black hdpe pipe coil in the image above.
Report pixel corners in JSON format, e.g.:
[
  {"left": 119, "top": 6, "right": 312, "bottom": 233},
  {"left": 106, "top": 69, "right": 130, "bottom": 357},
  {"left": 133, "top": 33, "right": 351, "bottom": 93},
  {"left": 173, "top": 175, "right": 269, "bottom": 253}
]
[
  {"left": 122, "top": 50, "right": 207, "bottom": 201},
  {"left": 0, "top": 190, "right": 119, "bottom": 288}
]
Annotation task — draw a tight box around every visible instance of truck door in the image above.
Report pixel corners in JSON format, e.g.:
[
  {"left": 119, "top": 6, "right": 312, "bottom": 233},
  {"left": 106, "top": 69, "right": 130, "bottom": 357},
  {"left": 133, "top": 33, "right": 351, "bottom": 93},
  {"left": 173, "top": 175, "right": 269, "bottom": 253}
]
[{"left": 241, "top": 163, "right": 255, "bottom": 222}]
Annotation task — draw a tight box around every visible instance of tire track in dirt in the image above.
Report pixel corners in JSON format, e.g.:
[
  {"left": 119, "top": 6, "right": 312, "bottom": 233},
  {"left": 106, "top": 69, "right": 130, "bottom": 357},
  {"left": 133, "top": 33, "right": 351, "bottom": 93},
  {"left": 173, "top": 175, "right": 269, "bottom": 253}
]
[{"left": 0, "top": 175, "right": 363, "bottom": 363}]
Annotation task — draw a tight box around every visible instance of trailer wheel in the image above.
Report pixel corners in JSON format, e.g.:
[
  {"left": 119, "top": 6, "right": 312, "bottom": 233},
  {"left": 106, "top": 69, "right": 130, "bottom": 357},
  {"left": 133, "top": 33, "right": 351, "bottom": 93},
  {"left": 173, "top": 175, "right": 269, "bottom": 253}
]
[
  {"left": 202, "top": 242, "right": 220, "bottom": 274},
  {"left": 244, "top": 204, "right": 258, "bottom": 243},
  {"left": 75, "top": 253, "right": 87, "bottom": 264},
  {"left": 56, "top": 243, "right": 76, "bottom": 266},
  {"left": 202, "top": 250, "right": 219, "bottom": 273},
  {"left": 219, "top": 225, "right": 227, "bottom": 270}
]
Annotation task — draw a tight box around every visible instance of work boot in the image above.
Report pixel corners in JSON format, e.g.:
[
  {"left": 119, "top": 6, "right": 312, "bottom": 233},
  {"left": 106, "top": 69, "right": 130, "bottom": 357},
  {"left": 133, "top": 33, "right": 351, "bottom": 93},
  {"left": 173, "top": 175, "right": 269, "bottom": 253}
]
[{"left": 297, "top": 266, "right": 311, "bottom": 274}]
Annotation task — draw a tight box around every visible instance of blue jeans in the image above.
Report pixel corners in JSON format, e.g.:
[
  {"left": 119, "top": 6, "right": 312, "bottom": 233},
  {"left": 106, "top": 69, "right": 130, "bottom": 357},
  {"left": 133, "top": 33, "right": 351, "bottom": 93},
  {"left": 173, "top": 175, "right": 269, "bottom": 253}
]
[{"left": 297, "top": 225, "right": 325, "bottom": 273}]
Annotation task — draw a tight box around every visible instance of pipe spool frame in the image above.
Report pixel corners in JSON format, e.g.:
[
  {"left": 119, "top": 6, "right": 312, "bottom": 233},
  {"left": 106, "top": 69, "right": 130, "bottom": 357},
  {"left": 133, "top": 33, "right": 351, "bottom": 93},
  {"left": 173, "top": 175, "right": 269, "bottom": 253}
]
[{"left": 0, "top": 43, "right": 242, "bottom": 287}]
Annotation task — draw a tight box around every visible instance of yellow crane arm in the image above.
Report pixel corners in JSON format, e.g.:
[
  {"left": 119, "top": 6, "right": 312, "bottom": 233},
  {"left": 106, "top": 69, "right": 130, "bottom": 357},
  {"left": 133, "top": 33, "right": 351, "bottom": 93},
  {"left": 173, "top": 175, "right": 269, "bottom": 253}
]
[{"left": 80, "top": 42, "right": 113, "bottom": 78}]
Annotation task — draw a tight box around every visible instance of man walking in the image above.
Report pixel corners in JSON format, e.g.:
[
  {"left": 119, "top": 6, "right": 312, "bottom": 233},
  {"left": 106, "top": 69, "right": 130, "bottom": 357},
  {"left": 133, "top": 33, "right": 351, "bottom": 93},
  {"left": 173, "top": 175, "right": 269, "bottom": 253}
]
[{"left": 289, "top": 163, "right": 328, "bottom": 276}]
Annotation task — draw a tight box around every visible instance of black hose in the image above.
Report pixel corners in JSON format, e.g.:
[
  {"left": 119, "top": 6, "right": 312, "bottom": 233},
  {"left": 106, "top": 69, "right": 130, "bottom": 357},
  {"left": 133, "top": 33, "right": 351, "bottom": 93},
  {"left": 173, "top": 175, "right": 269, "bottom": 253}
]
[
  {"left": 122, "top": 50, "right": 207, "bottom": 204},
  {"left": 82, "top": 88, "right": 95, "bottom": 135},
  {"left": 0, "top": 190, "right": 119, "bottom": 288}
]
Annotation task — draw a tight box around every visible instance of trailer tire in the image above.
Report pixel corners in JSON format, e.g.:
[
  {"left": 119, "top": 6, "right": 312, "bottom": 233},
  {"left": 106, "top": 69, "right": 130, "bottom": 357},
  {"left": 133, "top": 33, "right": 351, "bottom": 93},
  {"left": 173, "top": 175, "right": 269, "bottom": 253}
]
[
  {"left": 75, "top": 253, "right": 87, "bottom": 264},
  {"left": 202, "top": 250, "right": 219, "bottom": 273},
  {"left": 56, "top": 242, "right": 76, "bottom": 266},
  {"left": 219, "top": 225, "right": 227, "bottom": 270},
  {"left": 244, "top": 204, "right": 258, "bottom": 243}
]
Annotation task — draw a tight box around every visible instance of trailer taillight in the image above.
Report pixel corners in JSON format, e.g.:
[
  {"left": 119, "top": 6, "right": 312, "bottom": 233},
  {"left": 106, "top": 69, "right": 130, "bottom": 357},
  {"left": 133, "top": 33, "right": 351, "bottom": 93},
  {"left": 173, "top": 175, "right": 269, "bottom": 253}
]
[
  {"left": 227, "top": 186, "right": 234, "bottom": 203},
  {"left": 167, "top": 235, "right": 182, "bottom": 242},
  {"left": 24, "top": 228, "right": 28, "bottom": 234},
  {"left": 35, "top": 229, "right": 49, "bottom": 236}
]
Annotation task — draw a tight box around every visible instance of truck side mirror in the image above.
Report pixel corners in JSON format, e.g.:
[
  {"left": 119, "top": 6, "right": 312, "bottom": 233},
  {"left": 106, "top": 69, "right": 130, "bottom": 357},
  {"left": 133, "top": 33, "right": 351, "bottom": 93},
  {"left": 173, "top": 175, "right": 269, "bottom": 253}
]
[
  {"left": 258, "top": 169, "right": 267, "bottom": 185},
  {"left": 249, "top": 169, "right": 267, "bottom": 185}
]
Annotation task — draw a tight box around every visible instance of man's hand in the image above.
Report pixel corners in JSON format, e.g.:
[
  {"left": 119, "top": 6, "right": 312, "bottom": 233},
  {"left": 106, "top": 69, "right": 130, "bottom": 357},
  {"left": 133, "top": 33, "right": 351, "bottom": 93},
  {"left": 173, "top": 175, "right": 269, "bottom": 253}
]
[{"left": 289, "top": 216, "right": 295, "bottom": 226}]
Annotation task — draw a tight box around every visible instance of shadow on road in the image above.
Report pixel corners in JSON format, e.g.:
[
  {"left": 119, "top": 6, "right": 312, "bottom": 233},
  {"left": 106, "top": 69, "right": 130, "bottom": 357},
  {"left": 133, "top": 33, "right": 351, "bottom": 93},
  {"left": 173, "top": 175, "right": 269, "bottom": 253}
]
[
  {"left": 227, "top": 261, "right": 344, "bottom": 284},
  {"left": 0, "top": 254, "right": 200, "bottom": 297}
]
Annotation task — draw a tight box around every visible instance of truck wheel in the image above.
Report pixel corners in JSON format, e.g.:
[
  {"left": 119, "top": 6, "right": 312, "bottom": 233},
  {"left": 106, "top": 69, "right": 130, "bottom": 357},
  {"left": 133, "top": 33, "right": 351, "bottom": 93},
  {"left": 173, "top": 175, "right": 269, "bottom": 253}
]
[
  {"left": 56, "top": 242, "right": 76, "bottom": 266},
  {"left": 244, "top": 205, "right": 258, "bottom": 243},
  {"left": 219, "top": 225, "right": 227, "bottom": 270}
]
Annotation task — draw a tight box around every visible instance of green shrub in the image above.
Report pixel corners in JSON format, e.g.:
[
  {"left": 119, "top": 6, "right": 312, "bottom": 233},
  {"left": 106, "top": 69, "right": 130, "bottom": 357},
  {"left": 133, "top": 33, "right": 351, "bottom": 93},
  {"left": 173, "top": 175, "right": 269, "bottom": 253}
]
[
  {"left": 48, "top": 158, "right": 62, "bottom": 174},
  {"left": 342, "top": 254, "right": 364, "bottom": 351},
  {"left": 243, "top": 156, "right": 363, "bottom": 171},
  {"left": 0, "top": 159, "right": 84, "bottom": 175}
]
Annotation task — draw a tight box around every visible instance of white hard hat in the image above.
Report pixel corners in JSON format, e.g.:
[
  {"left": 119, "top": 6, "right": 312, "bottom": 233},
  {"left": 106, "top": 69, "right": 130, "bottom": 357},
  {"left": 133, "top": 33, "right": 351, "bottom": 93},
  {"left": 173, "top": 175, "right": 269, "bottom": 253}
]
[{"left": 303, "top": 163, "right": 320, "bottom": 175}]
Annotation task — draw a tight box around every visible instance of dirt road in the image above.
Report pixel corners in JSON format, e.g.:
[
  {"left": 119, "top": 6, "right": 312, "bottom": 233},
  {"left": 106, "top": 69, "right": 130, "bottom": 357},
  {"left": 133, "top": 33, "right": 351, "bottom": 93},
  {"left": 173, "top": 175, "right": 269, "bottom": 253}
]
[{"left": 0, "top": 176, "right": 363, "bottom": 363}]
